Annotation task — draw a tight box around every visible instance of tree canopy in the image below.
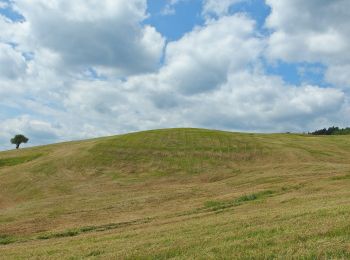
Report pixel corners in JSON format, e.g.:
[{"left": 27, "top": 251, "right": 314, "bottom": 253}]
[
  {"left": 309, "top": 127, "right": 350, "bottom": 135},
  {"left": 11, "top": 135, "right": 29, "bottom": 149}
]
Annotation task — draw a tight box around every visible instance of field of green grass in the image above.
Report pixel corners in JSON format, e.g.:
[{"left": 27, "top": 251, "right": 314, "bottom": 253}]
[{"left": 0, "top": 128, "right": 349, "bottom": 259}]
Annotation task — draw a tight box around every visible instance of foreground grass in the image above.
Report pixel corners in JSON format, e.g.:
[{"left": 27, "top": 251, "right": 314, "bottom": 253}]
[{"left": 0, "top": 128, "right": 349, "bottom": 259}]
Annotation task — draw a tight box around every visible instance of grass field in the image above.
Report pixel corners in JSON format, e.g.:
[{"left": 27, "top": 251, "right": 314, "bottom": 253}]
[{"left": 0, "top": 128, "right": 349, "bottom": 259}]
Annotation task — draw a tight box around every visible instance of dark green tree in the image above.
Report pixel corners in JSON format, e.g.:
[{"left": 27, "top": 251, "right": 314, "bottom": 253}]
[{"left": 11, "top": 135, "right": 29, "bottom": 149}]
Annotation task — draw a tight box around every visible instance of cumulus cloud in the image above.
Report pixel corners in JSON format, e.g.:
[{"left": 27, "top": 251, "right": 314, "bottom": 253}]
[
  {"left": 59, "top": 14, "right": 346, "bottom": 136},
  {"left": 13, "top": 0, "right": 165, "bottom": 76},
  {"left": 0, "top": 15, "right": 28, "bottom": 45},
  {"left": 266, "top": 0, "right": 350, "bottom": 63},
  {"left": 326, "top": 65, "right": 350, "bottom": 89},
  {"left": 159, "top": 15, "right": 262, "bottom": 94},
  {"left": 186, "top": 72, "right": 345, "bottom": 132},
  {"left": 0, "top": 43, "right": 27, "bottom": 79},
  {"left": 265, "top": 0, "right": 350, "bottom": 89}
]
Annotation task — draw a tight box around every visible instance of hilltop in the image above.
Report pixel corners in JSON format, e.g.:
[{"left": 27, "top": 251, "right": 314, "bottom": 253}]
[{"left": 0, "top": 128, "right": 349, "bottom": 259}]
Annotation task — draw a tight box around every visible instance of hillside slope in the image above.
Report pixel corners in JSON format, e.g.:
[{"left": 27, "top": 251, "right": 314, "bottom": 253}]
[{"left": 0, "top": 128, "right": 349, "bottom": 259}]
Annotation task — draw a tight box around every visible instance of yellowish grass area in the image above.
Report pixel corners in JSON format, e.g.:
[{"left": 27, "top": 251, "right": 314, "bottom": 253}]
[{"left": 0, "top": 128, "right": 349, "bottom": 259}]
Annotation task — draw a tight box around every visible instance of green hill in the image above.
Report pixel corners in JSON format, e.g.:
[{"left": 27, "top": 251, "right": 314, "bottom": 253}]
[{"left": 0, "top": 128, "right": 349, "bottom": 259}]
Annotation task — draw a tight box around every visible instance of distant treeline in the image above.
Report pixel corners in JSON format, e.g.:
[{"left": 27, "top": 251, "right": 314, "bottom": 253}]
[{"left": 309, "top": 126, "right": 350, "bottom": 135}]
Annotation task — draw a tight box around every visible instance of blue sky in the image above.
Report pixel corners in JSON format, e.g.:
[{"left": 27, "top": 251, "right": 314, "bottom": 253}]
[
  {"left": 146, "top": 0, "right": 204, "bottom": 41},
  {"left": 0, "top": 0, "right": 23, "bottom": 21},
  {"left": 0, "top": 0, "right": 349, "bottom": 150}
]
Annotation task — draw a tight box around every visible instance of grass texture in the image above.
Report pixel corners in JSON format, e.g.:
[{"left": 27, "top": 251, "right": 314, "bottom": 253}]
[{"left": 0, "top": 128, "right": 349, "bottom": 259}]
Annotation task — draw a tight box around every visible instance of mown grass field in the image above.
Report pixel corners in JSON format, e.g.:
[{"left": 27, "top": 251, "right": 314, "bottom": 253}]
[{"left": 0, "top": 128, "right": 349, "bottom": 259}]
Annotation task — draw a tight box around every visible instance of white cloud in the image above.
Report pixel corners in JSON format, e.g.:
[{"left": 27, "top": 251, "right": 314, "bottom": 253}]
[
  {"left": 0, "top": 15, "right": 28, "bottom": 45},
  {"left": 186, "top": 71, "right": 345, "bottom": 132},
  {"left": 0, "top": 43, "right": 27, "bottom": 79},
  {"left": 57, "top": 14, "right": 346, "bottom": 137},
  {"left": 202, "top": 0, "right": 243, "bottom": 17},
  {"left": 265, "top": 0, "right": 350, "bottom": 91},
  {"left": 13, "top": 0, "right": 165, "bottom": 76},
  {"left": 159, "top": 15, "right": 262, "bottom": 94},
  {"left": 161, "top": 0, "right": 184, "bottom": 16},
  {"left": 265, "top": 0, "right": 350, "bottom": 66},
  {"left": 326, "top": 65, "right": 350, "bottom": 89}
]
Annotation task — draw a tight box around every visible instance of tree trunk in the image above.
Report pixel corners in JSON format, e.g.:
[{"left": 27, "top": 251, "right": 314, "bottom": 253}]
[{"left": 16, "top": 144, "right": 19, "bottom": 149}]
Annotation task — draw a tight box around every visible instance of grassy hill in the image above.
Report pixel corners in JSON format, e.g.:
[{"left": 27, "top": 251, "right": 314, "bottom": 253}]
[{"left": 0, "top": 128, "right": 349, "bottom": 259}]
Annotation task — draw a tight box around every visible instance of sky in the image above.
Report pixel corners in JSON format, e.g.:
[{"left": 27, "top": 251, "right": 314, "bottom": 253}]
[{"left": 0, "top": 0, "right": 350, "bottom": 150}]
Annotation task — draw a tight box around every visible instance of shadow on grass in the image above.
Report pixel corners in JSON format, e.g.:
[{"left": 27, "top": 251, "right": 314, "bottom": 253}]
[
  {"left": 37, "top": 218, "right": 153, "bottom": 240},
  {"left": 203, "top": 190, "right": 275, "bottom": 212}
]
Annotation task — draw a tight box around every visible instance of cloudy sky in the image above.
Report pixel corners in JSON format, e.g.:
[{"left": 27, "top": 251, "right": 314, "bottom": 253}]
[{"left": 0, "top": 0, "right": 349, "bottom": 150}]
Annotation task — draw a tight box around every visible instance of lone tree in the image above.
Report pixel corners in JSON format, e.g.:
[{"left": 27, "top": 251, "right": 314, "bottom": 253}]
[{"left": 11, "top": 135, "right": 29, "bottom": 149}]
